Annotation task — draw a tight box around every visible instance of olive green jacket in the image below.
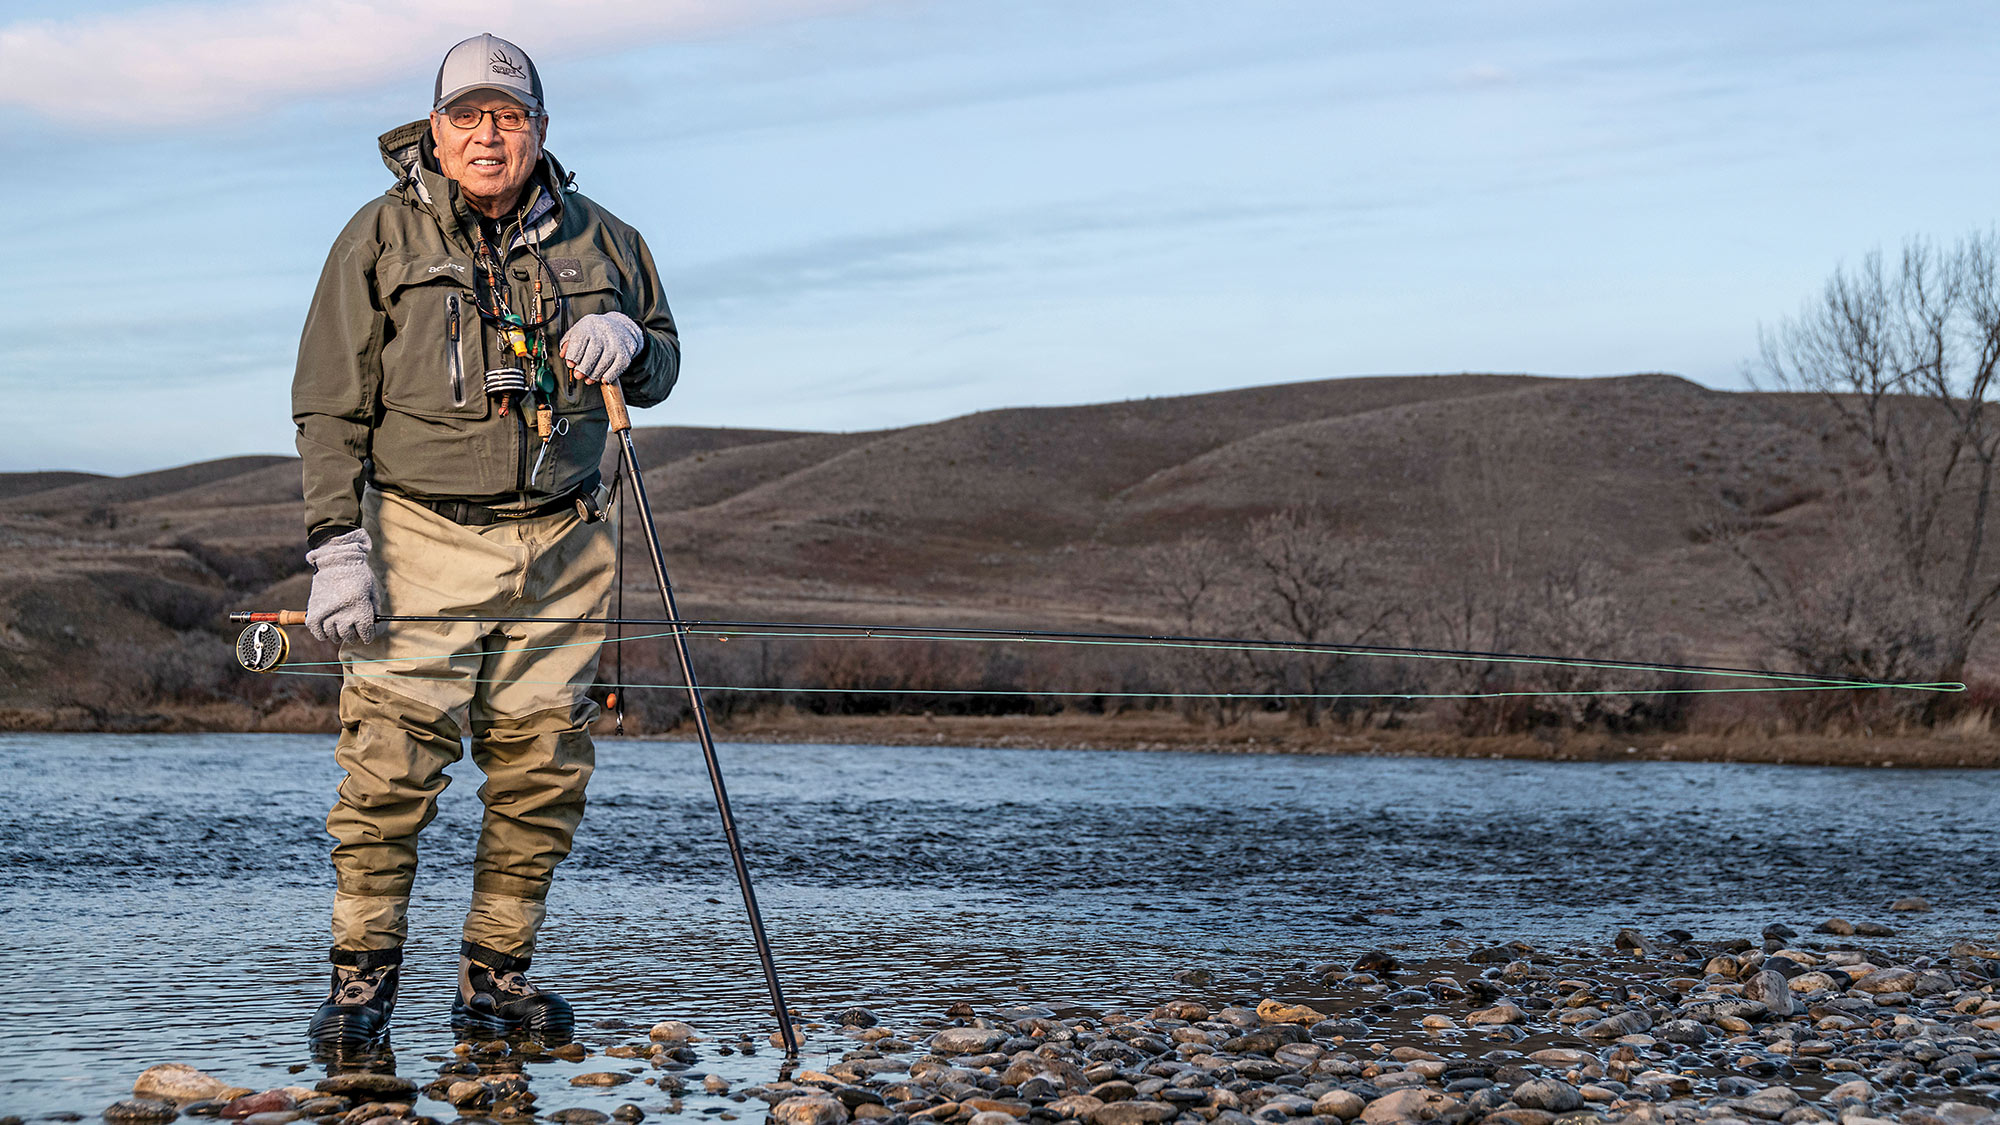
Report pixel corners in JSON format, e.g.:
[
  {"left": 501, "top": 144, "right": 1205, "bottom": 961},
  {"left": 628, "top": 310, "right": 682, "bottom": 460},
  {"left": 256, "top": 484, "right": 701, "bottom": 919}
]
[{"left": 293, "top": 120, "right": 679, "bottom": 545}]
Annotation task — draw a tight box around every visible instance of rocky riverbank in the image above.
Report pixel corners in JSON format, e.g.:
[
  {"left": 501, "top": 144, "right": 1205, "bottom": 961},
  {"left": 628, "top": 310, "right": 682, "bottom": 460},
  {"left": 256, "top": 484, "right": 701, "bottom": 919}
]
[
  {"left": 62, "top": 927, "right": 2000, "bottom": 1125},
  {"left": 11, "top": 706, "right": 1992, "bottom": 770}
]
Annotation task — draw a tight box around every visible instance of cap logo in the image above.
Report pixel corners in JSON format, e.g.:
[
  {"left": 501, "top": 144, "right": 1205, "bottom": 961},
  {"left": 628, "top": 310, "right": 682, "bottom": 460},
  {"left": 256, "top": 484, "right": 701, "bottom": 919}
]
[{"left": 489, "top": 49, "right": 528, "bottom": 79}]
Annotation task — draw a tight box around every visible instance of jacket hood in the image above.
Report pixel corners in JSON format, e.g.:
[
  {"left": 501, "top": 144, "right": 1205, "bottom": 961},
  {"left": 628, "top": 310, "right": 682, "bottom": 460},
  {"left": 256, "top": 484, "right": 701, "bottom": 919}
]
[{"left": 377, "top": 119, "right": 572, "bottom": 239}]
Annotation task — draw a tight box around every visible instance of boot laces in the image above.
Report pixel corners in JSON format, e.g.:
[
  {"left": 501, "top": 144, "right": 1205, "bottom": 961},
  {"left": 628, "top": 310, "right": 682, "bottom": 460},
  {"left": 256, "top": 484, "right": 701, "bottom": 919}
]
[
  {"left": 333, "top": 965, "right": 390, "bottom": 1005},
  {"left": 488, "top": 968, "right": 538, "bottom": 998}
]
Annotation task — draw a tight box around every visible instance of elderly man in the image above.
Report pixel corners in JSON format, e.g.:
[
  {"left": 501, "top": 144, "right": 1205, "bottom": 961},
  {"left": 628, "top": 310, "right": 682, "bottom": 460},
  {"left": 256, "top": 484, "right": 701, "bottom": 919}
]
[{"left": 292, "top": 32, "right": 678, "bottom": 1049}]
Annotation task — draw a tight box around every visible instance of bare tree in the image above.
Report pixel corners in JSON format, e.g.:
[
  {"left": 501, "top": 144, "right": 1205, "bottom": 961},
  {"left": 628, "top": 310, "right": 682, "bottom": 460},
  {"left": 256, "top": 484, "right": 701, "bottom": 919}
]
[
  {"left": 1755, "top": 233, "right": 2000, "bottom": 698},
  {"left": 1242, "top": 506, "right": 1403, "bottom": 727},
  {"left": 1425, "top": 432, "right": 1548, "bottom": 733},
  {"left": 1138, "top": 536, "right": 1252, "bottom": 725},
  {"left": 1719, "top": 502, "right": 1955, "bottom": 730}
]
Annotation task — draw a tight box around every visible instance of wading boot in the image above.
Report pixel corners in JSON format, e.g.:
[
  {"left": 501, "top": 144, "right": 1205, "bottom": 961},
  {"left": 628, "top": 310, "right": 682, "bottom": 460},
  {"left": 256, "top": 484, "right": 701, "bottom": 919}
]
[
  {"left": 308, "top": 947, "right": 401, "bottom": 1047},
  {"left": 449, "top": 941, "right": 574, "bottom": 1043}
]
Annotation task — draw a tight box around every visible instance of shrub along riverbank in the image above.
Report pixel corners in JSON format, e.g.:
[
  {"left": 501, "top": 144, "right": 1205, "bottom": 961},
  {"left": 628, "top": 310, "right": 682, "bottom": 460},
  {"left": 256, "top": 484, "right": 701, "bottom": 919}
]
[{"left": 4, "top": 703, "right": 1994, "bottom": 769}]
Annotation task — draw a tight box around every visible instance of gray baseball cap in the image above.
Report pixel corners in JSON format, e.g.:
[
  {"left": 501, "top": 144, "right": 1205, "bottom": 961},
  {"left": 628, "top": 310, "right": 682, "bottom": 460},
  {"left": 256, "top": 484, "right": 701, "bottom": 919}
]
[{"left": 434, "top": 33, "right": 544, "bottom": 113}]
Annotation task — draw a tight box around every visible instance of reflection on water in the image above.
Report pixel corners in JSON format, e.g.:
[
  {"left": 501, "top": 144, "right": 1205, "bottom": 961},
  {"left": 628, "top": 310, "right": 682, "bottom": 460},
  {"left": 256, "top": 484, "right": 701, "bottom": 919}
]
[{"left": 0, "top": 733, "right": 1995, "bottom": 1112}]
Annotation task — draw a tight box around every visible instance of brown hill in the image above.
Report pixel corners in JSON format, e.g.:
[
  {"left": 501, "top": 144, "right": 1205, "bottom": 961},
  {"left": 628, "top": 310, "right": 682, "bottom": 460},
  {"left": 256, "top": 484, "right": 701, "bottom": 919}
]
[
  {"left": 0, "top": 471, "right": 105, "bottom": 501},
  {"left": 0, "top": 456, "right": 294, "bottom": 513},
  {"left": 0, "top": 373, "right": 1975, "bottom": 731}
]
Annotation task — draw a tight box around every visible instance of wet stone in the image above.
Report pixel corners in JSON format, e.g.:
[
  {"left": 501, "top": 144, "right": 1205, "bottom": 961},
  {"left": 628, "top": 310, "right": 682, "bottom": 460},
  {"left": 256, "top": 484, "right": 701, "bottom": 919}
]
[
  {"left": 1256, "top": 1000, "right": 1324, "bottom": 1026},
  {"left": 772, "top": 1095, "right": 850, "bottom": 1125},
  {"left": 833, "top": 1087, "right": 887, "bottom": 1109},
  {"left": 1512, "top": 1081, "right": 1583, "bottom": 1113},
  {"left": 1583, "top": 1010, "right": 1653, "bottom": 1039},
  {"left": 1467, "top": 1003, "right": 1526, "bottom": 1026},
  {"left": 1048, "top": 1096, "right": 1105, "bottom": 1120},
  {"left": 572, "top": 1073, "right": 635, "bottom": 1088},
  {"left": 548, "top": 1112, "right": 611, "bottom": 1125},
  {"left": 651, "top": 1021, "right": 698, "bottom": 1042},
  {"left": 1358, "top": 1089, "right": 1454, "bottom": 1124},
  {"left": 1661, "top": 1019, "right": 1708, "bottom": 1045},
  {"left": 1226, "top": 1027, "right": 1307, "bottom": 1054},
  {"left": 105, "top": 1101, "right": 181, "bottom": 1124},
  {"left": 1312, "top": 1092, "right": 1363, "bottom": 1121},
  {"left": 135, "top": 1068, "right": 234, "bottom": 1106},
  {"left": 1353, "top": 952, "right": 1402, "bottom": 973},
  {"left": 1853, "top": 969, "right": 1917, "bottom": 995},
  {"left": 1089, "top": 1102, "right": 1175, "bottom": 1125},
  {"left": 932, "top": 1028, "right": 1010, "bottom": 1055},
  {"left": 1745, "top": 970, "right": 1797, "bottom": 1017},
  {"left": 221, "top": 1093, "right": 295, "bottom": 1119},
  {"left": 314, "top": 1076, "right": 417, "bottom": 1100}
]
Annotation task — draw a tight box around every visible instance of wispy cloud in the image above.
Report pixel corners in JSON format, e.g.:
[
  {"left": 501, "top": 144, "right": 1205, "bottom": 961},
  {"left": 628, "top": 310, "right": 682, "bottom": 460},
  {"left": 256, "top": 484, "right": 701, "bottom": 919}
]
[
  {"left": 0, "top": 0, "right": 870, "bottom": 126},
  {"left": 1456, "top": 63, "right": 1515, "bottom": 86}
]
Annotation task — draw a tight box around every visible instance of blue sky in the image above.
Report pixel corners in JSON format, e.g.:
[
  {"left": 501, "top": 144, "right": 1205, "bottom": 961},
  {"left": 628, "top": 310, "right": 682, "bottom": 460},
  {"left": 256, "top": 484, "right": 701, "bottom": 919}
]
[{"left": 4, "top": 0, "right": 1998, "bottom": 474}]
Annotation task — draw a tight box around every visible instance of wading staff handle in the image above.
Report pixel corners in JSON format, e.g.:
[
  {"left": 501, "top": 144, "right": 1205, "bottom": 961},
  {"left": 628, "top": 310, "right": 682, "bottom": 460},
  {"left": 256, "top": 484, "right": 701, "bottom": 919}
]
[
  {"left": 230, "top": 611, "right": 308, "bottom": 625},
  {"left": 599, "top": 380, "right": 632, "bottom": 434}
]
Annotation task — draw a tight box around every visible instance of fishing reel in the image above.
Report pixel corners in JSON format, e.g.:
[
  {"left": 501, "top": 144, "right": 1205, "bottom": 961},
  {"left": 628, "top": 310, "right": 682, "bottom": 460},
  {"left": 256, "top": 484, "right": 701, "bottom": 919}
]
[
  {"left": 235, "top": 620, "right": 291, "bottom": 673},
  {"left": 229, "top": 611, "right": 307, "bottom": 672}
]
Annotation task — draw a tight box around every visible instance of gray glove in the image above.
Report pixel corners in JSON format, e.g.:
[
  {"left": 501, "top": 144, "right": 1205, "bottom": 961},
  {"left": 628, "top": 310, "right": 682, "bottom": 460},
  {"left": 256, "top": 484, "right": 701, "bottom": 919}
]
[
  {"left": 560, "top": 311, "right": 644, "bottom": 384},
  {"left": 305, "top": 528, "right": 378, "bottom": 644}
]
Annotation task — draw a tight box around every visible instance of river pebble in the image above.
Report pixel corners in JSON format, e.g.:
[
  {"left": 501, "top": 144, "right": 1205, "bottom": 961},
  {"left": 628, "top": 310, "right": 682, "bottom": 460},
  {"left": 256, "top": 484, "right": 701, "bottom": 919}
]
[
  {"left": 102, "top": 1100, "right": 179, "bottom": 1123},
  {"left": 131, "top": 1067, "right": 234, "bottom": 1106}
]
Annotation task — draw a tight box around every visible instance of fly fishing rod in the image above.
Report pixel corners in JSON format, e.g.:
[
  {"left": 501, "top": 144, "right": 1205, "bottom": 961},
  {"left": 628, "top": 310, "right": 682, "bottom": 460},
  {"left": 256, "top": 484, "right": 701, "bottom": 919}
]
[
  {"left": 599, "top": 380, "right": 799, "bottom": 1056},
  {"left": 227, "top": 611, "right": 1965, "bottom": 692}
]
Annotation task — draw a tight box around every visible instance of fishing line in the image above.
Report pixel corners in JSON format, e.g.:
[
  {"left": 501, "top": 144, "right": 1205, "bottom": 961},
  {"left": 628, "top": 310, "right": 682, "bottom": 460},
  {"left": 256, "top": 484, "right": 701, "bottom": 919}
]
[
  {"left": 658, "top": 627, "right": 1959, "bottom": 692},
  {"left": 266, "top": 665, "right": 1962, "bottom": 700}
]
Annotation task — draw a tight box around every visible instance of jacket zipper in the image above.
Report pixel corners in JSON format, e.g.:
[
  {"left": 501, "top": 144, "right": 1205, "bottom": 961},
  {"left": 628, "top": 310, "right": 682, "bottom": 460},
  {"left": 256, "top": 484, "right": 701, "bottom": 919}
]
[{"left": 446, "top": 293, "right": 466, "bottom": 406}]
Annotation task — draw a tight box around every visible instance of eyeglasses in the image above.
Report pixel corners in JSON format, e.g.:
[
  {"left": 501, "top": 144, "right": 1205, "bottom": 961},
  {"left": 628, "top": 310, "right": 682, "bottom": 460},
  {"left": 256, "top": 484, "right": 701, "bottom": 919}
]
[{"left": 441, "top": 105, "right": 541, "bottom": 132}]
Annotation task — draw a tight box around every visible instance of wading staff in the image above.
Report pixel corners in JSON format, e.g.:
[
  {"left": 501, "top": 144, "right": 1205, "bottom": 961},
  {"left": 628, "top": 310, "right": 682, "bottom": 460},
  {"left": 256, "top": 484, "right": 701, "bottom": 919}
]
[{"left": 600, "top": 379, "right": 800, "bottom": 1056}]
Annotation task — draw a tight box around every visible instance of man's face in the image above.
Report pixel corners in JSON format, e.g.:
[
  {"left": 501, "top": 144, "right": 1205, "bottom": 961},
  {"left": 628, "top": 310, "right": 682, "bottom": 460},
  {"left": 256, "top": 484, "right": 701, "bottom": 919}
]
[{"left": 429, "top": 92, "right": 547, "bottom": 217}]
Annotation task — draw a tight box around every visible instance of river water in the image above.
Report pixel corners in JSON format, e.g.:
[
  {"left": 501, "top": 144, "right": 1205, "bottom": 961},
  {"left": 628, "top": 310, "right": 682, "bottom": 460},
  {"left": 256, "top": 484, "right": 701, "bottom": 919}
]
[{"left": 0, "top": 734, "right": 1995, "bottom": 1114}]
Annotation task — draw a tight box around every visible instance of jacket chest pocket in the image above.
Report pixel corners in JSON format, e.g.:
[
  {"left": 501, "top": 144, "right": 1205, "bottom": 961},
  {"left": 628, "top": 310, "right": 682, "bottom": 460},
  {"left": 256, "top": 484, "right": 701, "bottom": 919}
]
[
  {"left": 378, "top": 255, "right": 489, "bottom": 420},
  {"left": 548, "top": 255, "right": 625, "bottom": 417}
]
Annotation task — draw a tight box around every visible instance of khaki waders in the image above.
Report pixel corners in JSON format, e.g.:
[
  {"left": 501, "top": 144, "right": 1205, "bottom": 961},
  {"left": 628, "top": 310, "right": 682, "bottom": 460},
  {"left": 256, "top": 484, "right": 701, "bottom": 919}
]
[{"left": 328, "top": 489, "right": 614, "bottom": 961}]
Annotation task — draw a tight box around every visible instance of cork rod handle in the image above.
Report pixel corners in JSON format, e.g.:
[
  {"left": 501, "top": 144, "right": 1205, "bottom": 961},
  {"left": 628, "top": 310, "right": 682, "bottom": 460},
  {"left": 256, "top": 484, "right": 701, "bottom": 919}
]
[
  {"left": 229, "top": 611, "right": 308, "bottom": 625},
  {"left": 600, "top": 380, "right": 632, "bottom": 434}
]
